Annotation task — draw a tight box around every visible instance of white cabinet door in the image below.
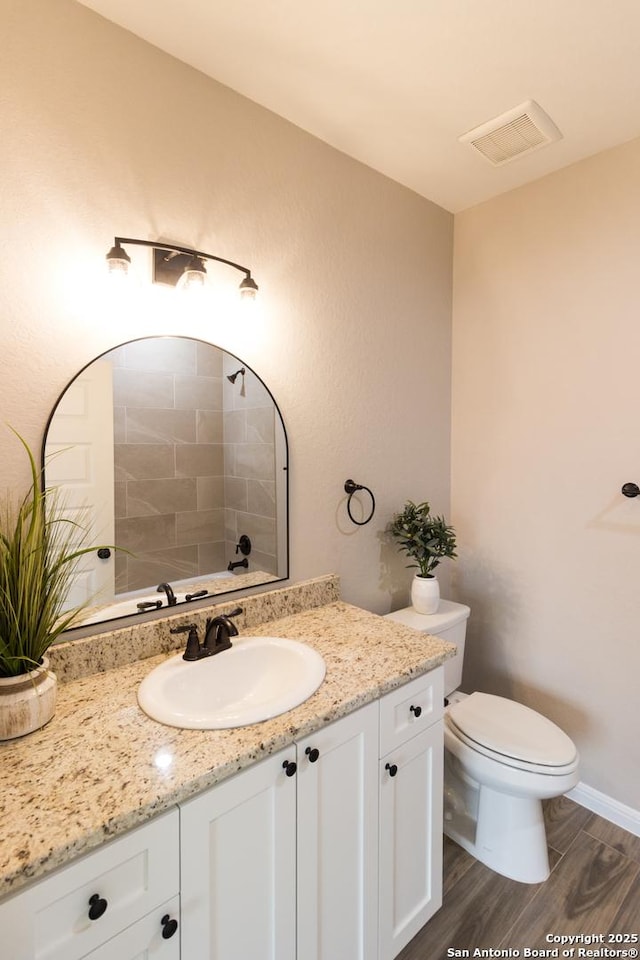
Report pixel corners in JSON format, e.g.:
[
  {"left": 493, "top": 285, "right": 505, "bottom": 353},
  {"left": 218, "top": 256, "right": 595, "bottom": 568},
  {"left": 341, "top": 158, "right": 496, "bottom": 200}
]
[
  {"left": 179, "top": 747, "right": 296, "bottom": 960},
  {"left": 296, "top": 701, "right": 379, "bottom": 960},
  {"left": 83, "top": 897, "right": 180, "bottom": 960},
  {"left": 378, "top": 721, "right": 444, "bottom": 960},
  {"left": 179, "top": 704, "right": 379, "bottom": 960}
]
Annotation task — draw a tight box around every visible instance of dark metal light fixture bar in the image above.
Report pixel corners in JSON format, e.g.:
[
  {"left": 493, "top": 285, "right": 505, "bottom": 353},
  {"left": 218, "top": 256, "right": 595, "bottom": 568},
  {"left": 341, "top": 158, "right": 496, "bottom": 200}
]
[{"left": 105, "top": 237, "right": 259, "bottom": 299}]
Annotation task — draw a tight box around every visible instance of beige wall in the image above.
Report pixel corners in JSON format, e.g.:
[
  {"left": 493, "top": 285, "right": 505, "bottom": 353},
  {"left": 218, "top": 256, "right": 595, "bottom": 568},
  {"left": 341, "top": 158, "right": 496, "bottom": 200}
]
[
  {"left": 452, "top": 137, "right": 640, "bottom": 809},
  {"left": 0, "top": 1, "right": 453, "bottom": 614},
  {"left": 3, "top": 0, "right": 639, "bottom": 816}
]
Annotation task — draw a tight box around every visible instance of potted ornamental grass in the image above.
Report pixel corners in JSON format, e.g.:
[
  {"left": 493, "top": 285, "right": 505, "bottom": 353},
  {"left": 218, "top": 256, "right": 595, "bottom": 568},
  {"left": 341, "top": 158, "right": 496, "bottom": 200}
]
[
  {"left": 389, "top": 500, "right": 457, "bottom": 614},
  {"left": 0, "top": 429, "right": 99, "bottom": 739}
]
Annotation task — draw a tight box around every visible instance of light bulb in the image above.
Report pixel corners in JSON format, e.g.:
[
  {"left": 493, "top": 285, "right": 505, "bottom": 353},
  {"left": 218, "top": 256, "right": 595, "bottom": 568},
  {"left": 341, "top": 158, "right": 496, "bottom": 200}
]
[
  {"left": 239, "top": 274, "right": 259, "bottom": 301},
  {"left": 176, "top": 256, "right": 207, "bottom": 292},
  {"left": 105, "top": 242, "right": 131, "bottom": 277}
]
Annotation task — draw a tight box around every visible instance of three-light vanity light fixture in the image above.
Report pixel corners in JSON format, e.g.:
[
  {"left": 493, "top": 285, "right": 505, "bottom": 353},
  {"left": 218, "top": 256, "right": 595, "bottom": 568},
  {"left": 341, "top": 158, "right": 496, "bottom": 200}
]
[{"left": 105, "top": 237, "right": 259, "bottom": 301}]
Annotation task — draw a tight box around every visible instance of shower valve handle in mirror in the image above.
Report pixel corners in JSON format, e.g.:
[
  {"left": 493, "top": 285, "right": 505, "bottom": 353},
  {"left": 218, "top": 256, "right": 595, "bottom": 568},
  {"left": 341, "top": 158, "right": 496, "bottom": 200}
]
[{"left": 621, "top": 482, "right": 640, "bottom": 498}]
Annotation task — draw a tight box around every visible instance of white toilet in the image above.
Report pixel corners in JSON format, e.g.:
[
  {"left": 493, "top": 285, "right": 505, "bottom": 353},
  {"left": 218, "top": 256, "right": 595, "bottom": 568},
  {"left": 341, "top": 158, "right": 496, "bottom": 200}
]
[{"left": 384, "top": 600, "right": 580, "bottom": 884}]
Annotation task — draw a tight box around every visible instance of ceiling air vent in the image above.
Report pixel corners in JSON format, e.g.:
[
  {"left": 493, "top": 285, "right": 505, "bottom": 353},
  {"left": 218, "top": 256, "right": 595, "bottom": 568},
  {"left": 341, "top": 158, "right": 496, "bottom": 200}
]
[{"left": 459, "top": 100, "right": 562, "bottom": 166}]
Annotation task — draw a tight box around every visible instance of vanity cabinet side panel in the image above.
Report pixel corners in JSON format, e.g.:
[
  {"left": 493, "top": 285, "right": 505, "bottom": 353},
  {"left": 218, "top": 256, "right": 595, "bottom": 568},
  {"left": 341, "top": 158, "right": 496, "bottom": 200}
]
[
  {"left": 179, "top": 747, "right": 296, "bottom": 960},
  {"left": 296, "top": 700, "right": 379, "bottom": 960}
]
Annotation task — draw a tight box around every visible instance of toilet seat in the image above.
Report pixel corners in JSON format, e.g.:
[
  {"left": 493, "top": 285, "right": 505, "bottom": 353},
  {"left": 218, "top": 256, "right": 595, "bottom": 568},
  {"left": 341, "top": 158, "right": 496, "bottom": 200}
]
[{"left": 446, "top": 692, "right": 579, "bottom": 776}]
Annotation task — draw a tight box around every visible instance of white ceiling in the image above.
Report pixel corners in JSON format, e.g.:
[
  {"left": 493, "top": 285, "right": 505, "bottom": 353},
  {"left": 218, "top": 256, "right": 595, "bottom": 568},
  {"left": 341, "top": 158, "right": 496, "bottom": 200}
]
[{"left": 76, "top": 0, "right": 640, "bottom": 212}]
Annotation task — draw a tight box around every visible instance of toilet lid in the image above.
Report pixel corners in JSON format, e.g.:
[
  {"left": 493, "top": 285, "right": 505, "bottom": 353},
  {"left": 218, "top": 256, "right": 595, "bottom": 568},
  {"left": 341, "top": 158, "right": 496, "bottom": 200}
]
[{"left": 447, "top": 692, "right": 577, "bottom": 767}]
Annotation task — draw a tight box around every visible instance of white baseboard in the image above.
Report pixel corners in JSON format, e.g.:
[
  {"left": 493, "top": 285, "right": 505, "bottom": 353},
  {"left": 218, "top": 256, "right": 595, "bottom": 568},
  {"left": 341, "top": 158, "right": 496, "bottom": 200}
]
[{"left": 567, "top": 781, "right": 640, "bottom": 838}]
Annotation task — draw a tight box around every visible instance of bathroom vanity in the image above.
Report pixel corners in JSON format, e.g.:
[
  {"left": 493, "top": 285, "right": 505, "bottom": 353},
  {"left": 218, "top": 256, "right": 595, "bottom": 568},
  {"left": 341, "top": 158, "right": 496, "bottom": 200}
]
[{"left": 0, "top": 576, "right": 453, "bottom": 960}]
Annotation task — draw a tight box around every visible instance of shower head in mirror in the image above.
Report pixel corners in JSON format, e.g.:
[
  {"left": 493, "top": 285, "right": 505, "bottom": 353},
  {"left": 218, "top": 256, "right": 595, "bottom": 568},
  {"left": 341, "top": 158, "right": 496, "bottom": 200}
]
[{"left": 227, "top": 368, "right": 246, "bottom": 385}]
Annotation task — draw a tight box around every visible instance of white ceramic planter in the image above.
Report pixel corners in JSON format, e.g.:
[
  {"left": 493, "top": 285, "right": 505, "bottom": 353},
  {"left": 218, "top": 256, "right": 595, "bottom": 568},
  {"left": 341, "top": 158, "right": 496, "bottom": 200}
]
[
  {"left": 411, "top": 575, "right": 440, "bottom": 615},
  {"left": 0, "top": 658, "right": 57, "bottom": 740}
]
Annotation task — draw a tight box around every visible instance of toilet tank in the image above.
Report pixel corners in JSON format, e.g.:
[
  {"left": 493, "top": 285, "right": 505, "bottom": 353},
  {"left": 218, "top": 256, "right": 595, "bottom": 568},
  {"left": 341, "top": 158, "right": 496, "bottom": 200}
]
[{"left": 384, "top": 600, "right": 470, "bottom": 697}]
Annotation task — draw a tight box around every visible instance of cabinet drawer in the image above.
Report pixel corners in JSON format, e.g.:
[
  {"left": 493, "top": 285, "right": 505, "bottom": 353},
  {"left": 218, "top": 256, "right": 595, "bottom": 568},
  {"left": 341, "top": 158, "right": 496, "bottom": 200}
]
[
  {"left": 0, "top": 808, "right": 179, "bottom": 960},
  {"left": 83, "top": 896, "right": 180, "bottom": 960},
  {"left": 379, "top": 667, "right": 443, "bottom": 757}
]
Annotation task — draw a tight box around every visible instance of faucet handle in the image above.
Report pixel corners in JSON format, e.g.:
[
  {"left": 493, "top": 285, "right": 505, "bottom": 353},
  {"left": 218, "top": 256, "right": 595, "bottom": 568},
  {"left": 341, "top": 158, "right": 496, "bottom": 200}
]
[{"left": 170, "top": 624, "right": 201, "bottom": 661}]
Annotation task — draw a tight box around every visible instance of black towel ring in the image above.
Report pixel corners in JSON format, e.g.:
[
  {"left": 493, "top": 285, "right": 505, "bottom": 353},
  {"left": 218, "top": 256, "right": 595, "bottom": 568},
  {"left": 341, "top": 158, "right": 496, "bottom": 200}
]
[{"left": 344, "top": 479, "right": 376, "bottom": 526}]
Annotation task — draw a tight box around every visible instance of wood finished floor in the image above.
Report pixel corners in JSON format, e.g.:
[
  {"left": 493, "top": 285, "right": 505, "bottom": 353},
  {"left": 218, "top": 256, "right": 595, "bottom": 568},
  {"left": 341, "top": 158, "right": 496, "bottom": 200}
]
[{"left": 397, "top": 797, "right": 640, "bottom": 959}]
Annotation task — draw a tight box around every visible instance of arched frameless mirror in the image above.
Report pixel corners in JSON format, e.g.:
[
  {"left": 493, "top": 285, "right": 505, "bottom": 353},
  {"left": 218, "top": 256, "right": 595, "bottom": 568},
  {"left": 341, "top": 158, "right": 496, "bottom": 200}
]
[{"left": 43, "top": 336, "right": 288, "bottom": 629}]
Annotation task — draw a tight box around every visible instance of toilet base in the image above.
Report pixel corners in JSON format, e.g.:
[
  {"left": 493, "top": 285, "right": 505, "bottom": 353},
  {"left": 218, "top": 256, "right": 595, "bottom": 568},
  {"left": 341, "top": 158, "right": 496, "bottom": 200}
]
[{"left": 444, "top": 753, "right": 550, "bottom": 884}]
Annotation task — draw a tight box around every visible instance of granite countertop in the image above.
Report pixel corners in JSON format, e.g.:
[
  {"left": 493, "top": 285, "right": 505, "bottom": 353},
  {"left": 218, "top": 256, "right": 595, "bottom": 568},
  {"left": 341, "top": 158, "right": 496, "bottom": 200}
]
[{"left": 0, "top": 595, "right": 454, "bottom": 900}]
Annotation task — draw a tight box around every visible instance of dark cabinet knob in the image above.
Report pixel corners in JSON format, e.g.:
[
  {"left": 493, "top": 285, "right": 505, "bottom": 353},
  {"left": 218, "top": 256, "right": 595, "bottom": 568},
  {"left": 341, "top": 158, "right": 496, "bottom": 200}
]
[
  {"left": 385, "top": 763, "right": 398, "bottom": 778},
  {"left": 410, "top": 704, "right": 422, "bottom": 718},
  {"left": 96, "top": 548, "right": 111, "bottom": 560},
  {"left": 622, "top": 482, "right": 640, "bottom": 498},
  {"left": 161, "top": 914, "right": 179, "bottom": 939},
  {"left": 88, "top": 894, "right": 108, "bottom": 920},
  {"left": 305, "top": 747, "right": 320, "bottom": 763},
  {"left": 282, "top": 759, "right": 297, "bottom": 777}
]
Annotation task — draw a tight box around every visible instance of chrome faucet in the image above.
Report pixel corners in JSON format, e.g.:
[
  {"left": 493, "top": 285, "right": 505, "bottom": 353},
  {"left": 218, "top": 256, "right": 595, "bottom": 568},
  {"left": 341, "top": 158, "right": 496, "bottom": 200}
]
[{"left": 157, "top": 582, "right": 177, "bottom": 606}]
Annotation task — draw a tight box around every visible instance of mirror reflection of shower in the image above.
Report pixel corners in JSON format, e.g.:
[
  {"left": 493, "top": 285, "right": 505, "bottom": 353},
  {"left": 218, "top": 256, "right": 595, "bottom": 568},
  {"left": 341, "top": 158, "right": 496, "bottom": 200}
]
[
  {"left": 227, "top": 367, "right": 246, "bottom": 396},
  {"left": 43, "top": 339, "right": 289, "bottom": 629}
]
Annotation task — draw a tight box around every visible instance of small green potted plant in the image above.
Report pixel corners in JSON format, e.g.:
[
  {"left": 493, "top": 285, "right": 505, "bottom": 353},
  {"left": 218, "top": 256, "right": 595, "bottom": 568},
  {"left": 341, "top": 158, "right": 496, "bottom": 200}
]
[
  {"left": 0, "top": 429, "right": 101, "bottom": 739},
  {"left": 389, "top": 500, "right": 457, "bottom": 614}
]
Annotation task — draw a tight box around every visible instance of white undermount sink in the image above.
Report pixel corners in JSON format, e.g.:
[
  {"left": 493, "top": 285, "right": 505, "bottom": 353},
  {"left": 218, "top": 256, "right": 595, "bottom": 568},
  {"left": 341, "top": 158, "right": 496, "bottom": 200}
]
[{"left": 137, "top": 636, "right": 326, "bottom": 729}]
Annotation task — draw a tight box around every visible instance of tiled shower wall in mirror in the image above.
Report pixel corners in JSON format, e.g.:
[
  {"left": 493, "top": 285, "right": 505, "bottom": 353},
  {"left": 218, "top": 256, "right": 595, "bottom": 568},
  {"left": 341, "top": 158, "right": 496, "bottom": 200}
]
[
  {"left": 222, "top": 354, "right": 277, "bottom": 577},
  {"left": 112, "top": 339, "right": 277, "bottom": 594}
]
